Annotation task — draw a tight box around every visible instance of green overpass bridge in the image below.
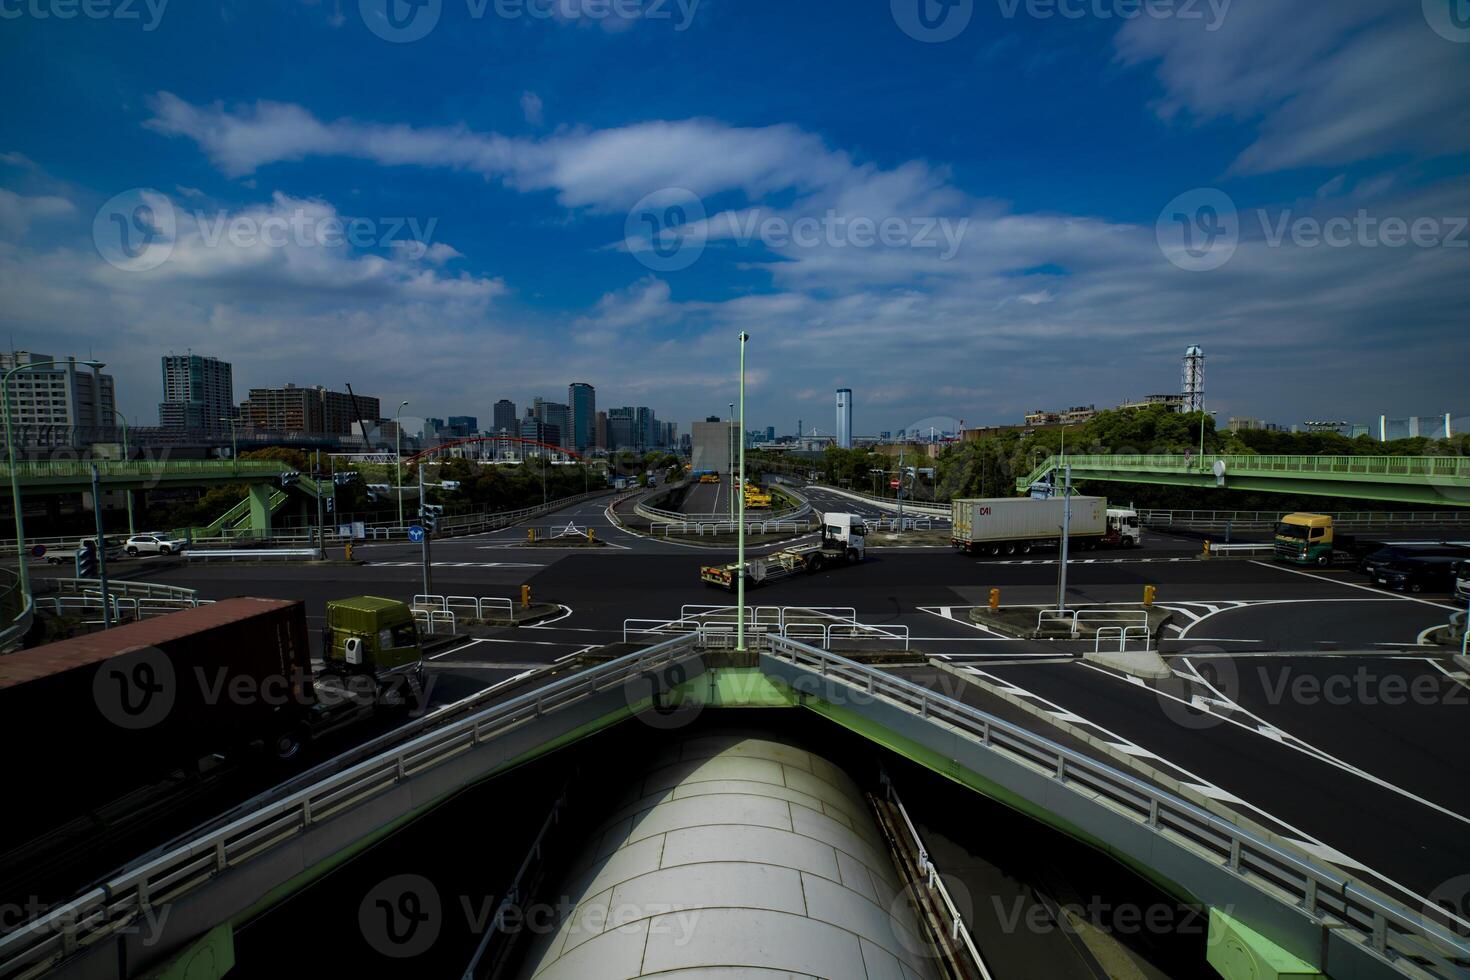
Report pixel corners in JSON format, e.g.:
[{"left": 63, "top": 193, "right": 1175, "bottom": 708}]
[
  {"left": 1018, "top": 454, "right": 1470, "bottom": 506},
  {"left": 0, "top": 459, "right": 322, "bottom": 537}
]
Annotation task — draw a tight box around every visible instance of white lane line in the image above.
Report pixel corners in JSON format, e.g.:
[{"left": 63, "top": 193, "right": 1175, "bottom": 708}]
[
  {"left": 1250, "top": 561, "right": 1459, "bottom": 611},
  {"left": 1161, "top": 658, "right": 1470, "bottom": 830},
  {"left": 961, "top": 666, "right": 1369, "bottom": 872},
  {"left": 916, "top": 606, "right": 1018, "bottom": 639}
]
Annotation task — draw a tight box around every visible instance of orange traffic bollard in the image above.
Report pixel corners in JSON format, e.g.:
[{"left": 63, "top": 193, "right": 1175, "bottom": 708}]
[
  {"left": 1144, "top": 585, "right": 1157, "bottom": 608},
  {"left": 989, "top": 588, "right": 1000, "bottom": 613},
  {"left": 528, "top": 528, "right": 537, "bottom": 543},
  {"left": 521, "top": 584, "right": 532, "bottom": 608}
]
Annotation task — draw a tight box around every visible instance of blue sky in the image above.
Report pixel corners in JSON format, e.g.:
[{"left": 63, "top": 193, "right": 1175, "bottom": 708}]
[{"left": 1, "top": 0, "right": 1467, "bottom": 438}]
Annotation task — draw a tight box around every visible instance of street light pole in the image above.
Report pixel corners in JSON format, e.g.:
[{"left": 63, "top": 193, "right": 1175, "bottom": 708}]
[
  {"left": 396, "top": 400, "right": 409, "bottom": 529},
  {"left": 4, "top": 358, "right": 104, "bottom": 606},
  {"left": 90, "top": 463, "right": 112, "bottom": 629},
  {"left": 113, "top": 409, "right": 134, "bottom": 536},
  {"left": 728, "top": 401, "right": 735, "bottom": 523},
  {"left": 737, "top": 333, "right": 749, "bottom": 652},
  {"left": 1057, "top": 464, "right": 1072, "bottom": 612}
]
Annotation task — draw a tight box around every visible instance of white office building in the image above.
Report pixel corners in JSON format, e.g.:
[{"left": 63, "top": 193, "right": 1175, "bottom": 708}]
[
  {"left": 835, "top": 388, "right": 853, "bottom": 449},
  {"left": 0, "top": 351, "right": 116, "bottom": 447}
]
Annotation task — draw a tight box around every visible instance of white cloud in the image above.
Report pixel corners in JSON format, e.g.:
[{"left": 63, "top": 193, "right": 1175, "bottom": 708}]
[
  {"left": 1115, "top": 1, "right": 1470, "bottom": 174},
  {"left": 0, "top": 189, "right": 75, "bottom": 236}
]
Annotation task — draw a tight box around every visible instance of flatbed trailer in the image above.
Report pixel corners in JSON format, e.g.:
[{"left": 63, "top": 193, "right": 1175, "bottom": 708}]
[{"left": 700, "top": 513, "right": 865, "bottom": 591}]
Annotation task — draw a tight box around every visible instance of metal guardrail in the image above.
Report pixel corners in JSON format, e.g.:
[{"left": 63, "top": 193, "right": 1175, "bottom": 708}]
[
  {"left": 877, "top": 771, "right": 994, "bottom": 980},
  {"left": 1205, "top": 543, "right": 1277, "bottom": 557},
  {"left": 1021, "top": 454, "right": 1470, "bottom": 491},
  {"left": 185, "top": 549, "right": 319, "bottom": 562},
  {"left": 651, "top": 520, "right": 812, "bottom": 537},
  {"left": 0, "top": 460, "right": 289, "bottom": 483},
  {"left": 54, "top": 578, "right": 198, "bottom": 602},
  {"left": 805, "top": 484, "right": 950, "bottom": 517},
  {"left": 1140, "top": 509, "right": 1470, "bottom": 529},
  {"left": 0, "top": 633, "right": 705, "bottom": 979},
  {"left": 764, "top": 637, "right": 1470, "bottom": 978}
]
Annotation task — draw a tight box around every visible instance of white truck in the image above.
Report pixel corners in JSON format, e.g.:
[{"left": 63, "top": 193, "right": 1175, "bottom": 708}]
[
  {"left": 702, "top": 514, "right": 866, "bottom": 590},
  {"left": 951, "top": 496, "right": 1140, "bottom": 557}
]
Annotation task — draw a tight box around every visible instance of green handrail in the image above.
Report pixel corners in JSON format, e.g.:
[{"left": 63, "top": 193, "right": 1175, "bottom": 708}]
[{"left": 1018, "top": 454, "right": 1470, "bottom": 491}]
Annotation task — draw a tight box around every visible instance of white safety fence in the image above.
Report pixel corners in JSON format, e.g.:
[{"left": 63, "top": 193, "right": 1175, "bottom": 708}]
[
  {"left": 1204, "top": 543, "right": 1276, "bottom": 557},
  {"left": 1036, "top": 607, "right": 1151, "bottom": 645},
  {"left": 626, "top": 605, "right": 907, "bottom": 650},
  {"left": 410, "top": 595, "right": 520, "bottom": 634},
  {"left": 37, "top": 593, "right": 215, "bottom": 622},
  {"left": 186, "top": 549, "right": 319, "bottom": 562}
]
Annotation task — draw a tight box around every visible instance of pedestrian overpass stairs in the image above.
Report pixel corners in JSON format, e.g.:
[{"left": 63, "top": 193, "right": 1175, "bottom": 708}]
[{"left": 6, "top": 631, "right": 1464, "bottom": 980}]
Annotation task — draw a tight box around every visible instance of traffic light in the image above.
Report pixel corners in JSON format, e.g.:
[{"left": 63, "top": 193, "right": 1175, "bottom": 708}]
[
  {"left": 280, "top": 471, "right": 300, "bottom": 488},
  {"left": 421, "top": 503, "right": 444, "bottom": 533},
  {"left": 325, "top": 497, "right": 335, "bottom": 514},
  {"left": 75, "top": 540, "right": 98, "bottom": 578},
  {"left": 333, "top": 472, "right": 359, "bottom": 486}
]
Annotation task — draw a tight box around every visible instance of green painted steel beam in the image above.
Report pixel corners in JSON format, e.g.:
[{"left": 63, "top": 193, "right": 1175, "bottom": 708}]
[{"left": 1017, "top": 454, "right": 1470, "bottom": 507}]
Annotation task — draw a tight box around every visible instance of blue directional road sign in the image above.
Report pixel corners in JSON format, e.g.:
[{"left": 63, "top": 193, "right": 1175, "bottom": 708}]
[{"left": 408, "top": 525, "right": 426, "bottom": 543}]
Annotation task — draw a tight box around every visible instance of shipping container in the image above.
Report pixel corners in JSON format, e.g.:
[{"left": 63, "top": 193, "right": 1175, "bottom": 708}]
[
  {"left": 0, "top": 598, "right": 311, "bottom": 845},
  {"left": 951, "top": 496, "right": 1107, "bottom": 554}
]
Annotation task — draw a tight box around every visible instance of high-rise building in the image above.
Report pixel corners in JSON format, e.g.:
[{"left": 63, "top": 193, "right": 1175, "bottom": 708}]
[
  {"left": 239, "top": 384, "right": 380, "bottom": 435},
  {"left": 765, "top": 426, "right": 776, "bottom": 443},
  {"left": 607, "top": 408, "right": 636, "bottom": 451},
  {"left": 0, "top": 351, "right": 116, "bottom": 447},
  {"left": 659, "top": 420, "right": 678, "bottom": 449},
  {"left": 533, "top": 399, "right": 571, "bottom": 448},
  {"left": 158, "top": 354, "right": 233, "bottom": 432},
  {"left": 493, "top": 399, "right": 518, "bottom": 435},
  {"left": 594, "top": 410, "right": 608, "bottom": 451},
  {"left": 568, "top": 383, "right": 596, "bottom": 452},
  {"left": 835, "top": 389, "right": 853, "bottom": 449},
  {"left": 447, "top": 416, "right": 478, "bottom": 438},
  {"left": 519, "top": 417, "right": 560, "bottom": 451},
  {"left": 636, "top": 407, "right": 658, "bottom": 449}
]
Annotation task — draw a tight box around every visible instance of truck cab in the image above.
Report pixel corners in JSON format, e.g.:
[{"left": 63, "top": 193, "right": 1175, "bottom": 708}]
[
  {"left": 1106, "top": 509, "right": 1142, "bottom": 548},
  {"left": 321, "top": 596, "right": 426, "bottom": 708},
  {"left": 1275, "top": 513, "right": 1335, "bottom": 565},
  {"left": 822, "top": 513, "right": 866, "bottom": 562}
]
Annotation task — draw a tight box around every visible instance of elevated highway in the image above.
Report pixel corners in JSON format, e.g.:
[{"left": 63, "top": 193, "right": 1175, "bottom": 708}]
[{"left": 1018, "top": 454, "right": 1470, "bottom": 507}]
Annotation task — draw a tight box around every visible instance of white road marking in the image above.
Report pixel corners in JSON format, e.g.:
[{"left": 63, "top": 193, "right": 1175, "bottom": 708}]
[{"left": 1250, "top": 561, "right": 1460, "bottom": 611}]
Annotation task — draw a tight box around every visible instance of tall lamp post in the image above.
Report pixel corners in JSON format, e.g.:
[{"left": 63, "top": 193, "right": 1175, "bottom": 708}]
[
  {"left": 728, "top": 401, "right": 735, "bottom": 523},
  {"left": 4, "top": 357, "right": 105, "bottom": 605},
  {"left": 113, "top": 409, "right": 134, "bottom": 536},
  {"left": 395, "top": 400, "right": 409, "bottom": 529},
  {"left": 736, "top": 333, "right": 749, "bottom": 652}
]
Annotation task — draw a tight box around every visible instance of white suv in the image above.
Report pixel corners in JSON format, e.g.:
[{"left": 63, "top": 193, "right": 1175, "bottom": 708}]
[{"left": 125, "top": 533, "right": 188, "bottom": 556}]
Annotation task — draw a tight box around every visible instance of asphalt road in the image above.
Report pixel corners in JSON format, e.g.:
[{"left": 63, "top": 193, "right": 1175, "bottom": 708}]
[{"left": 53, "top": 491, "right": 1470, "bottom": 924}]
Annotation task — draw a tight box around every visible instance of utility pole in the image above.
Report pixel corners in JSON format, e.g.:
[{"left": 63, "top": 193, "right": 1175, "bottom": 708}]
[
  {"left": 1056, "top": 464, "right": 1072, "bottom": 612},
  {"left": 90, "top": 464, "right": 111, "bottom": 629},
  {"left": 314, "top": 450, "right": 326, "bottom": 560},
  {"left": 737, "top": 334, "right": 748, "bottom": 652},
  {"left": 897, "top": 450, "right": 905, "bottom": 532},
  {"left": 418, "top": 464, "right": 432, "bottom": 596}
]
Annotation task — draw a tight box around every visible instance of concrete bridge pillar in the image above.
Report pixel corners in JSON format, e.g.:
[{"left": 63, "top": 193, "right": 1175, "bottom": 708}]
[{"left": 247, "top": 483, "right": 273, "bottom": 540}]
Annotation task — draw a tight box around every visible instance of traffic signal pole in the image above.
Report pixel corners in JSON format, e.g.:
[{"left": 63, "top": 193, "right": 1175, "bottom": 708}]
[
  {"left": 90, "top": 464, "right": 111, "bottom": 629},
  {"left": 418, "top": 464, "right": 432, "bottom": 596}
]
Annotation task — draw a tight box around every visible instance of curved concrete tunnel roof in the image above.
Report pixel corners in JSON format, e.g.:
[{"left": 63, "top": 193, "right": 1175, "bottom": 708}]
[{"left": 517, "top": 733, "right": 943, "bottom": 979}]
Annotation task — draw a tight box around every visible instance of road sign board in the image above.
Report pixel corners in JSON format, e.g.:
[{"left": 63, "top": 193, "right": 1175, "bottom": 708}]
[
  {"left": 889, "top": 480, "right": 900, "bottom": 489},
  {"left": 408, "top": 525, "right": 425, "bottom": 543},
  {"left": 31, "top": 545, "right": 45, "bottom": 558}
]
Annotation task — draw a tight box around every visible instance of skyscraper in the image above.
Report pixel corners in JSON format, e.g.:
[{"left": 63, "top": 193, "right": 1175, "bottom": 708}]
[
  {"left": 493, "top": 399, "right": 517, "bottom": 435},
  {"left": 533, "top": 398, "right": 571, "bottom": 448},
  {"left": 159, "top": 353, "right": 233, "bottom": 432},
  {"left": 568, "top": 382, "right": 596, "bottom": 452},
  {"left": 835, "top": 388, "right": 852, "bottom": 449},
  {"left": 1, "top": 351, "right": 116, "bottom": 448}
]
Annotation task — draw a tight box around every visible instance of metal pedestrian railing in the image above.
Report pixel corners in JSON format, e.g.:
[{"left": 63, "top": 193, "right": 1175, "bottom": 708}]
[
  {"left": 1020, "top": 454, "right": 1470, "bottom": 492},
  {"left": 1141, "top": 509, "right": 1470, "bottom": 531},
  {"left": 0, "top": 633, "right": 706, "bottom": 980},
  {"left": 764, "top": 637, "right": 1470, "bottom": 978}
]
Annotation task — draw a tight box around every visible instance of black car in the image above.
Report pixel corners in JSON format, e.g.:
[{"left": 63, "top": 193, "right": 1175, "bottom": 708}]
[
  {"left": 1373, "top": 556, "right": 1463, "bottom": 594},
  {"left": 1358, "top": 544, "right": 1470, "bottom": 579}
]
